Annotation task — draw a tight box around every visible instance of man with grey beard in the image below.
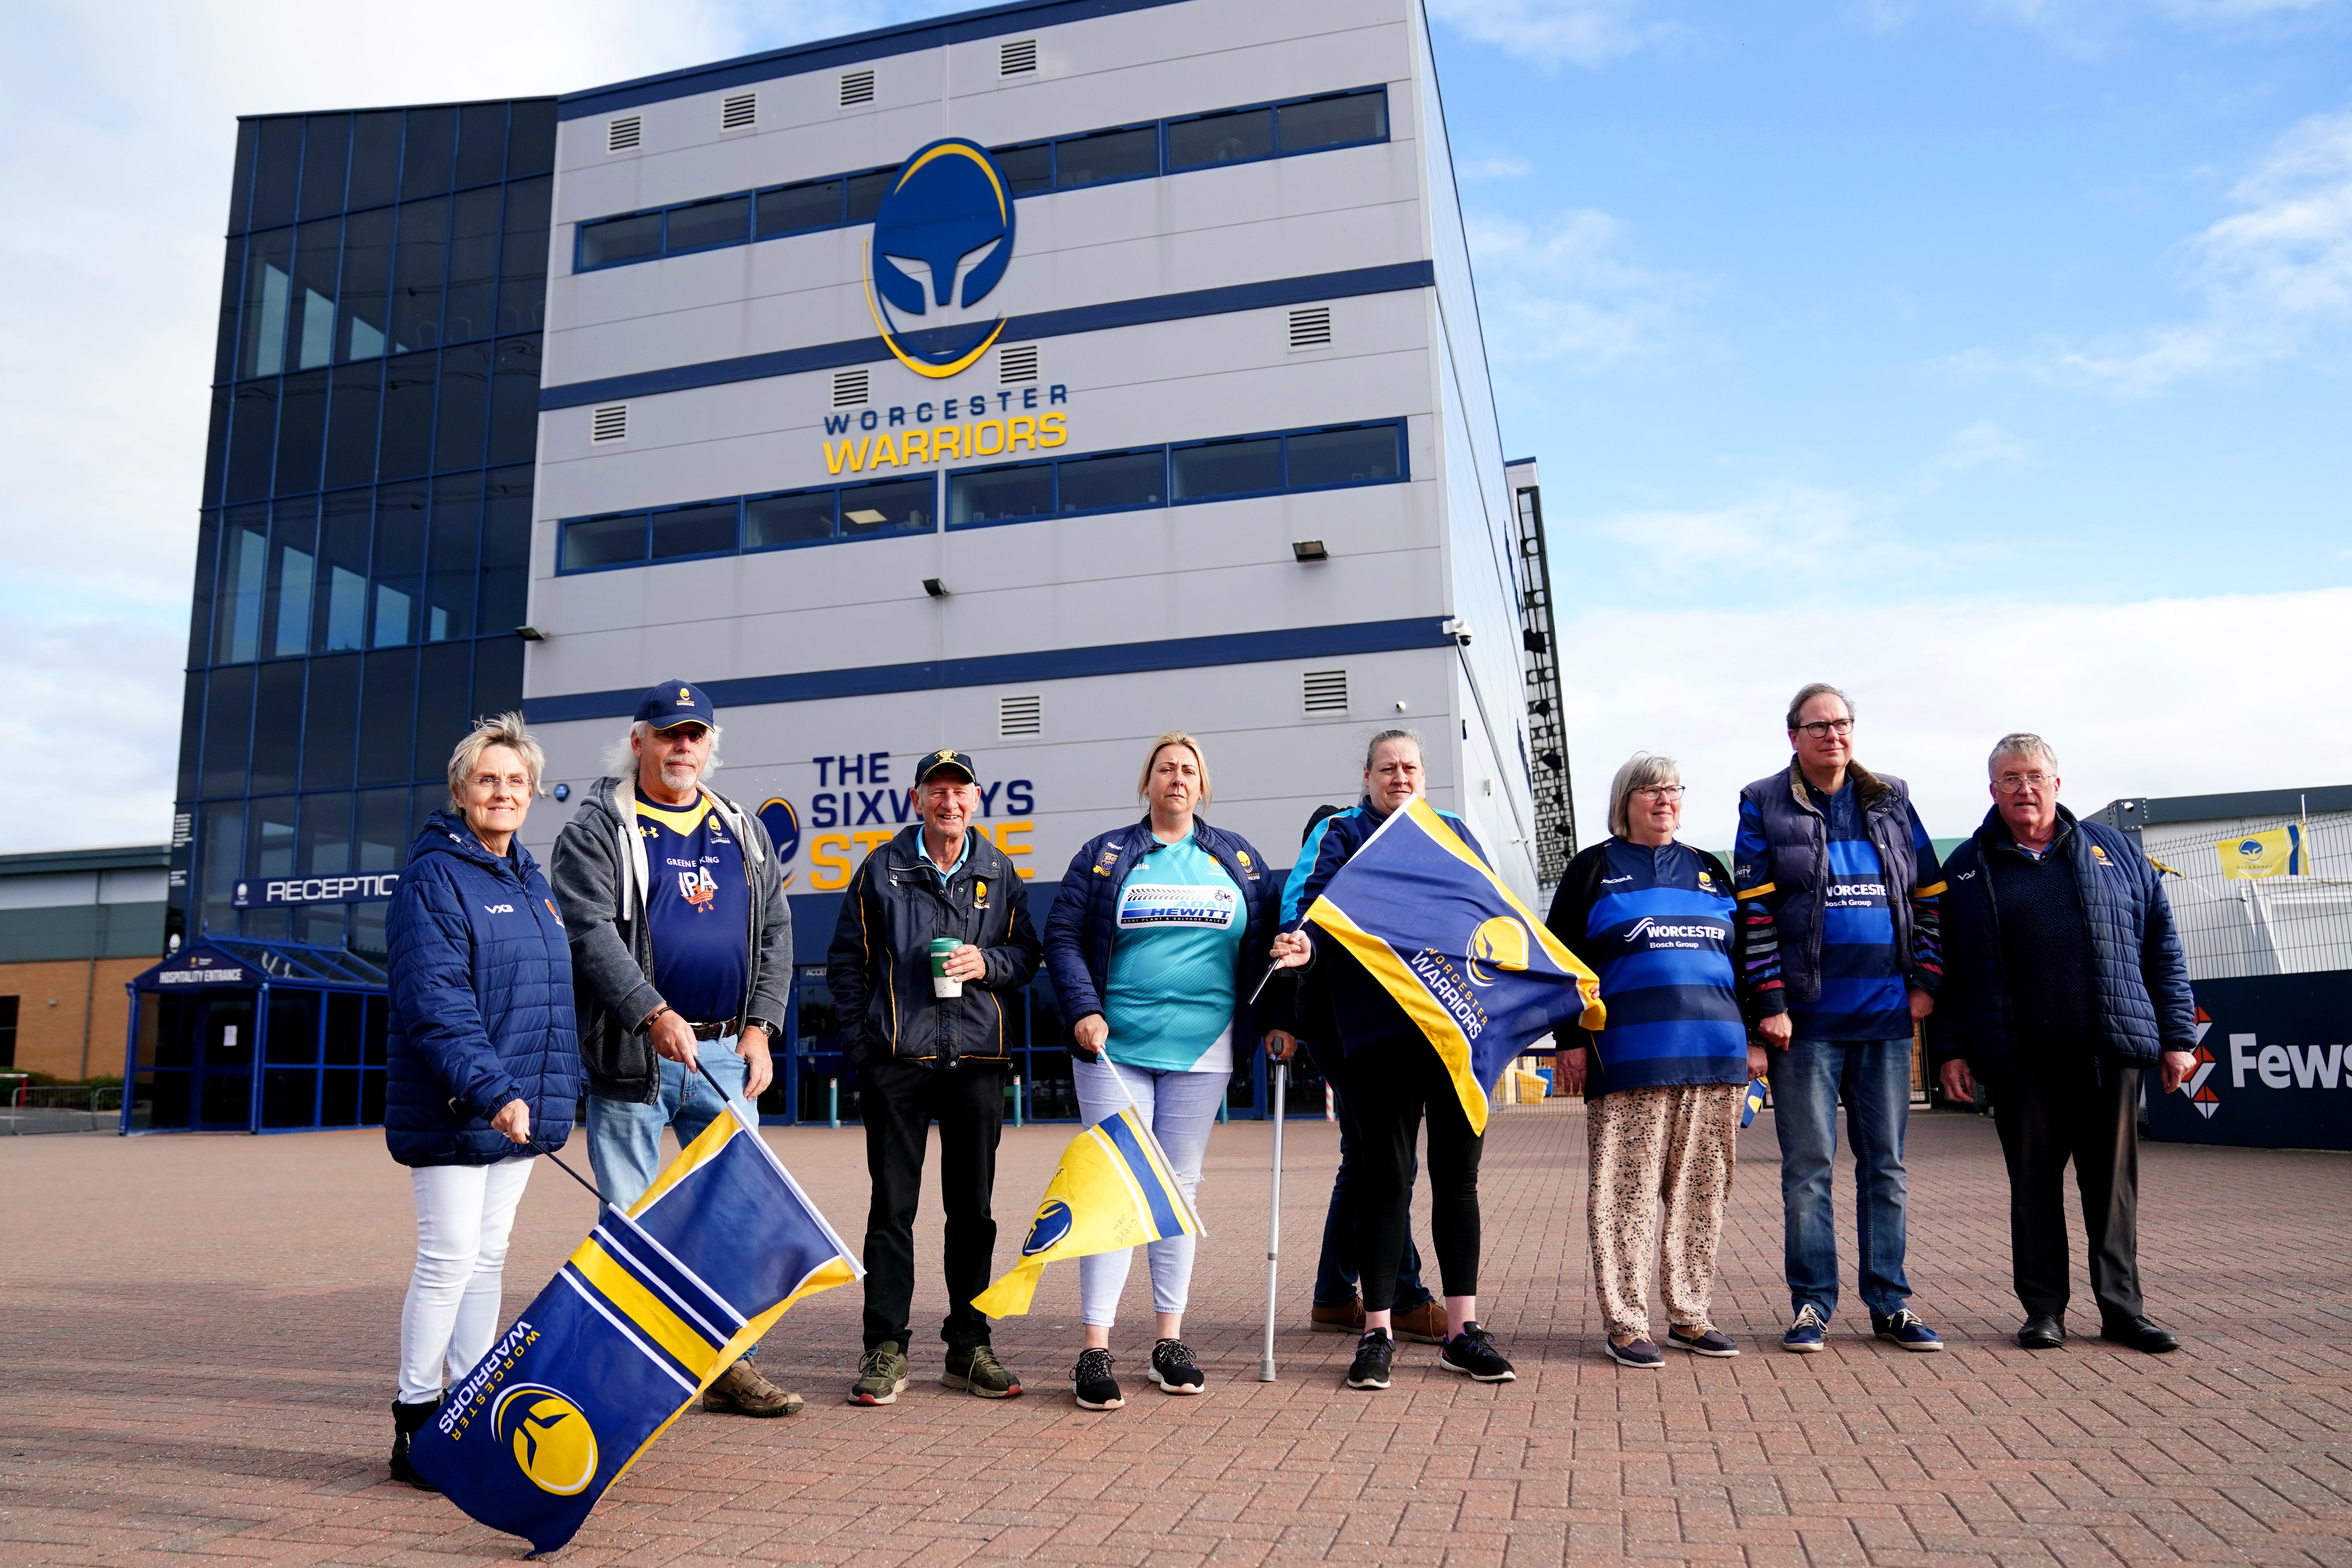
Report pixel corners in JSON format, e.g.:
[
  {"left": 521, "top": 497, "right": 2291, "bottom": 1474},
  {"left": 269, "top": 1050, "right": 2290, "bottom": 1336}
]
[{"left": 550, "top": 680, "right": 800, "bottom": 1415}]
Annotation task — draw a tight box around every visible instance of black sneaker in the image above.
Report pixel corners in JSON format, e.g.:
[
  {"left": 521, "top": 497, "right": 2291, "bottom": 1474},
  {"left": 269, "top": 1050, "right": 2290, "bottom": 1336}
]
[
  {"left": 1437, "top": 1321, "right": 1517, "bottom": 1382},
  {"left": 1072, "top": 1347, "right": 1123, "bottom": 1410},
  {"left": 1148, "top": 1338, "right": 1207, "bottom": 1395},
  {"left": 1346, "top": 1329, "right": 1394, "bottom": 1390}
]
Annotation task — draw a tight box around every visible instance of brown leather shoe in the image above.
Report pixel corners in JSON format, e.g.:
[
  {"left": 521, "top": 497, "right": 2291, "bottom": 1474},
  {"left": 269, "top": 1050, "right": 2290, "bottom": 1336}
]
[
  {"left": 1310, "top": 1296, "right": 1365, "bottom": 1334},
  {"left": 703, "top": 1359, "right": 804, "bottom": 1417},
  {"left": 1392, "top": 1299, "right": 1450, "bottom": 1344}
]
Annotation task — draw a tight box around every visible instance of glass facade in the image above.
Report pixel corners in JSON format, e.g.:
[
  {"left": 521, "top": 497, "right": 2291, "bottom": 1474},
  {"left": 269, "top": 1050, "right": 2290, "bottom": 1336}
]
[{"left": 173, "top": 99, "right": 555, "bottom": 959}]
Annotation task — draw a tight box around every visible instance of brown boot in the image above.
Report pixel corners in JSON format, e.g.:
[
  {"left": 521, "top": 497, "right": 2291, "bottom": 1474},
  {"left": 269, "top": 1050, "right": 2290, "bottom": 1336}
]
[
  {"left": 1310, "top": 1294, "right": 1366, "bottom": 1334},
  {"left": 703, "top": 1359, "right": 804, "bottom": 1417},
  {"left": 1392, "top": 1299, "right": 1450, "bottom": 1344}
]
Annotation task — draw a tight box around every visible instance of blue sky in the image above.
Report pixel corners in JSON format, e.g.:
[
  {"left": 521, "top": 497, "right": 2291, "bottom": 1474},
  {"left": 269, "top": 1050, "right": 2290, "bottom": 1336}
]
[{"left": 1, "top": 0, "right": 2345, "bottom": 851}]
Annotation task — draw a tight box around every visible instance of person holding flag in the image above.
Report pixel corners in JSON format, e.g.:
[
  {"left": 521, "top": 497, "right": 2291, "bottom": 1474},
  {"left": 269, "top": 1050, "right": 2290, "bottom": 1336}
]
[
  {"left": 1269, "top": 729, "right": 1601, "bottom": 1391},
  {"left": 1546, "top": 753, "right": 1768, "bottom": 1368},
  {"left": 1042, "top": 732, "right": 1281, "bottom": 1409}
]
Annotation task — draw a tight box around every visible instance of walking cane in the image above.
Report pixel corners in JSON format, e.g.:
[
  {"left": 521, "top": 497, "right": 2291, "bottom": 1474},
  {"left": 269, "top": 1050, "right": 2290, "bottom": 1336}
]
[{"left": 1259, "top": 1057, "right": 1286, "bottom": 1382}]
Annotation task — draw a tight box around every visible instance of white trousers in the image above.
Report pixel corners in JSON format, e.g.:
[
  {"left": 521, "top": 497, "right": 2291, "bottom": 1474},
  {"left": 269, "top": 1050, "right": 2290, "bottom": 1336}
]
[{"left": 397, "top": 1159, "right": 534, "bottom": 1403}]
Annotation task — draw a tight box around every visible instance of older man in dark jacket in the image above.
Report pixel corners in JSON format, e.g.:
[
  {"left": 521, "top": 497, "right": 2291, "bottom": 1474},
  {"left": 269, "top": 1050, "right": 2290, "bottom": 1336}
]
[
  {"left": 828, "top": 748, "right": 1042, "bottom": 1407},
  {"left": 1932, "top": 732, "right": 2197, "bottom": 1354}
]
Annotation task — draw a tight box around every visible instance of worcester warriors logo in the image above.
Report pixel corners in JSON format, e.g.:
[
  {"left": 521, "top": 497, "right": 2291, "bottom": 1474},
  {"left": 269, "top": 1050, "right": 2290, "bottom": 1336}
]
[
  {"left": 1022, "top": 1198, "right": 1074, "bottom": 1256},
  {"left": 1465, "top": 916, "right": 1531, "bottom": 987},
  {"left": 865, "top": 139, "right": 1016, "bottom": 380},
  {"left": 491, "top": 1385, "right": 598, "bottom": 1496}
]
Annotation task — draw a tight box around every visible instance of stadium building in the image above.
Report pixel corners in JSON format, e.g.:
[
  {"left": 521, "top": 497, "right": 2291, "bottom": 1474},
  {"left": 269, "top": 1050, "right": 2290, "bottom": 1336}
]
[{"left": 145, "top": 0, "right": 1572, "bottom": 1133}]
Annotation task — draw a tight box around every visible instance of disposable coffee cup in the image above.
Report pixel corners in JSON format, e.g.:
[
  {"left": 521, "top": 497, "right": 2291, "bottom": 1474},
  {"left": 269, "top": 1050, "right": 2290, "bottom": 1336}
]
[{"left": 930, "top": 936, "right": 962, "bottom": 998}]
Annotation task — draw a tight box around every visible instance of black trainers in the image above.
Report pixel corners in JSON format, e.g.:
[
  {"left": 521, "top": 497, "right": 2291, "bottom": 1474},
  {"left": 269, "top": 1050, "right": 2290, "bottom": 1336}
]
[
  {"left": 1346, "top": 1329, "right": 1394, "bottom": 1390},
  {"left": 1437, "top": 1321, "right": 1517, "bottom": 1382},
  {"left": 1148, "top": 1338, "right": 1207, "bottom": 1395},
  {"left": 1072, "top": 1347, "right": 1123, "bottom": 1410}
]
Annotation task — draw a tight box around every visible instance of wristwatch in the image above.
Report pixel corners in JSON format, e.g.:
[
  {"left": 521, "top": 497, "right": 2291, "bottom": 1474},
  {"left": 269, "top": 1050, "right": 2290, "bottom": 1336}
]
[{"left": 743, "top": 1016, "right": 781, "bottom": 1039}]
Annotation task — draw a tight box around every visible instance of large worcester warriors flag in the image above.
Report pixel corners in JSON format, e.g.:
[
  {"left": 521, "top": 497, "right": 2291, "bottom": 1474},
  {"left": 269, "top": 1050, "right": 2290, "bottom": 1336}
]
[
  {"left": 407, "top": 1104, "right": 859, "bottom": 1555},
  {"left": 2216, "top": 823, "right": 2306, "bottom": 880},
  {"left": 1304, "top": 798, "right": 1605, "bottom": 1135},
  {"left": 972, "top": 1105, "right": 1201, "bottom": 1317}
]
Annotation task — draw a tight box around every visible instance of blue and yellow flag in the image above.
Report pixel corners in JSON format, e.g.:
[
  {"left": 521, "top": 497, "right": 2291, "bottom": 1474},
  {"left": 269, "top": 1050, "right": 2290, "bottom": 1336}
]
[
  {"left": 408, "top": 1106, "right": 859, "bottom": 1555},
  {"left": 1742, "top": 1077, "right": 1768, "bottom": 1128},
  {"left": 972, "top": 1105, "right": 1201, "bottom": 1317},
  {"left": 1305, "top": 797, "right": 1605, "bottom": 1134},
  {"left": 2217, "top": 824, "right": 2304, "bottom": 880}
]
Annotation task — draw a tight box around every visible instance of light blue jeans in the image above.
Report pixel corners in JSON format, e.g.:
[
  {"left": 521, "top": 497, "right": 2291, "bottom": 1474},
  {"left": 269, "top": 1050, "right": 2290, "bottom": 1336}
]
[
  {"left": 1072, "top": 1057, "right": 1226, "bottom": 1328},
  {"left": 1774, "top": 1036, "right": 1915, "bottom": 1321}
]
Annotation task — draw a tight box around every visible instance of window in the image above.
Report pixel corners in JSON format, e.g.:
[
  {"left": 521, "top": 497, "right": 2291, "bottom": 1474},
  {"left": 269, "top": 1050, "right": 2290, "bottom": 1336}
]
[
  {"left": 991, "top": 141, "right": 1053, "bottom": 194},
  {"left": 1169, "top": 106, "right": 1272, "bottom": 171},
  {"left": 1277, "top": 90, "right": 1387, "bottom": 154},
  {"left": 844, "top": 167, "right": 899, "bottom": 223},
  {"left": 578, "top": 211, "right": 661, "bottom": 268},
  {"left": 0, "top": 996, "right": 17, "bottom": 1070},
  {"left": 562, "top": 512, "right": 648, "bottom": 570},
  {"left": 949, "top": 461, "right": 1054, "bottom": 527},
  {"left": 666, "top": 194, "right": 749, "bottom": 252},
  {"left": 1286, "top": 424, "right": 1402, "bottom": 490},
  {"left": 1054, "top": 125, "right": 1157, "bottom": 189},
  {"left": 745, "top": 490, "right": 835, "bottom": 550},
  {"left": 757, "top": 178, "right": 844, "bottom": 237},
  {"left": 650, "top": 500, "right": 739, "bottom": 560},
  {"left": 838, "top": 476, "right": 932, "bottom": 538},
  {"left": 1055, "top": 449, "right": 1163, "bottom": 515},
  {"left": 1173, "top": 436, "right": 1281, "bottom": 501}
]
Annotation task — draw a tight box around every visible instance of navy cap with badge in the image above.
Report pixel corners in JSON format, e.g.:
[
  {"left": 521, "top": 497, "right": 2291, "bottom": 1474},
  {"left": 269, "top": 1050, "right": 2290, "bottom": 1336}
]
[
  {"left": 635, "top": 680, "right": 716, "bottom": 731},
  {"left": 914, "top": 748, "right": 977, "bottom": 785}
]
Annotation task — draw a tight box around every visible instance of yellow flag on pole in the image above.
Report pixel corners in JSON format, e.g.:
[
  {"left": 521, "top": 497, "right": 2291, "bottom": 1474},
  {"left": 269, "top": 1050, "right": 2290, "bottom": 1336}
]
[{"left": 972, "top": 1106, "right": 1202, "bottom": 1318}]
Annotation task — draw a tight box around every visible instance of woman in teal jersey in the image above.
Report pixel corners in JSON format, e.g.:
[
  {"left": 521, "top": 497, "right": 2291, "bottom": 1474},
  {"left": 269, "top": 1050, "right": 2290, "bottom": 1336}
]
[{"left": 1044, "top": 732, "right": 1281, "bottom": 1409}]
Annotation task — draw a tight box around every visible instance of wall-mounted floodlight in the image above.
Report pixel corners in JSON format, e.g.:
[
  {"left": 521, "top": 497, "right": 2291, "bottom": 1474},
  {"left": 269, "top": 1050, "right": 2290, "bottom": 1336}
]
[
  {"left": 1291, "top": 539, "right": 1329, "bottom": 562},
  {"left": 923, "top": 578, "right": 951, "bottom": 598},
  {"left": 515, "top": 625, "right": 549, "bottom": 641}
]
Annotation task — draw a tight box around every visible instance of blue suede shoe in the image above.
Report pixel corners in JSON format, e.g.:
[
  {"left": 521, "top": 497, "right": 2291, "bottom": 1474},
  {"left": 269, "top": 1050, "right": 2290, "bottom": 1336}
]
[
  {"left": 1872, "top": 1308, "right": 1944, "bottom": 1352},
  {"left": 1668, "top": 1325, "right": 1740, "bottom": 1357},
  {"left": 1781, "top": 1304, "right": 1828, "bottom": 1354}
]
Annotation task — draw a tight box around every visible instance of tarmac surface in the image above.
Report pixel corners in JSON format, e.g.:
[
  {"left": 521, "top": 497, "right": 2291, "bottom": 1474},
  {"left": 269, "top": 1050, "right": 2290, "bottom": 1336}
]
[{"left": 3, "top": 1102, "right": 2348, "bottom": 1566}]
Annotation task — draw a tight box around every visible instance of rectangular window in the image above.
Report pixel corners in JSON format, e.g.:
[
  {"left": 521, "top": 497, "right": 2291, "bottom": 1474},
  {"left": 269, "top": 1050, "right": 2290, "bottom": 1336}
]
[
  {"left": 1173, "top": 436, "right": 1281, "bottom": 501},
  {"left": 562, "top": 512, "right": 648, "bottom": 570},
  {"left": 187, "top": 513, "right": 220, "bottom": 671},
  {"left": 487, "top": 334, "right": 540, "bottom": 466},
  {"left": 949, "top": 461, "right": 1054, "bottom": 528},
  {"left": 225, "top": 380, "right": 278, "bottom": 502},
  {"left": 389, "top": 197, "right": 449, "bottom": 350},
  {"left": 336, "top": 207, "right": 394, "bottom": 362},
  {"left": 425, "top": 472, "right": 481, "bottom": 642},
  {"left": 1057, "top": 448, "right": 1165, "bottom": 514},
  {"left": 199, "top": 800, "right": 247, "bottom": 934},
  {"left": 442, "top": 187, "right": 501, "bottom": 344},
  {"left": 666, "top": 194, "right": 749, "bottom": 253},
  {"left": 273, "top": 369, "right": 329, "bottom": 494},
  {"left": 578, "top": 211, "right": 661, "bottom": 268},
  {"left": 1167, "top": 106, "right": 1273, "bottom": 171},
  {"left": 844, "top": 167, "right": 900, "bottom": 224},
  {"left": 377, "top": 351, "right": 437, "bottom": 479},
  {"left": 266, "top": 500, "right": 318, "bottom": 659},
  {"left": 756, "top": 178, "right": 844, "bottom": 237},
  {"left": 471, "top": 633, "right": 524, "bottom": 720},
  {"left": 289, "top": 218, "right": 341, "bottom": 372},
  {"left": 0, "top": 996, "right": 17, "bottom": 1070},
  {"left": 838, "top": 476, "right": 934, "bottom": 538},
  {"left": 238, "top": 228, "right": 292, "bottom": 380},
  {"left": 433, "top": 341, "right": 491, "bottom": 473},
  {"left": 1277, "top": 89, "right": 1388, "bottom": 154},
  {"left": 214, "top": 511, "right": 270, "bottom": 664},
  {"left": 356, "top": 648, "right": 418, "bottom": 785},
  {"left": 318, "top": 491, "right": 372, "bottom": 652},
  {"left": 321, "top": 363, "right": 381, "bottom": 490},
  {"left": 990, "top": 142, "right": 1053, "bottom": 194},
  {"left": 347, "top": 111, "right": 403, "bottom": 211},
  {"left": 370, "top": 483, "right": 427, "bottom": 650},
  {"left": 508, "top": 101, "right": 557, "bottom": 177},
  {"left": 455, "top": 102, "right": 507, "bottom": 190},
  {"left": 301, "top": 654, "right": 361, "bottom": 789},
  {"left": 201, "top": 665, "right": 255, "bottom": 796},
  {"left": 477, "top": 465, "right": 532, "bottom": 631},
  {"left": 1054, "top": 126, "right": 1157, "bottom": 188},
  {"left": 249, "top": 662, "right": 306, "bottom": 795},
  {"left": 299, "top": 114, "right": 350, "bottom": 220},
  {"left": 401, "top": 107, "right": 457, "bottom": 200},
  {"left": 213, "top": 236, "right": 245, "bottom": 386},
  {"left": 497, "top": 176, "right": 551, "bottom": 335},
  {"left": 227, "top": 119, "right": 259, "bottom": 234},
  {"left": 1285, "top": 423, "right": 1403, "bottom": 490},
  {"left": 251, "top": 118, "right": 302, "bottom": 231},
  {"left": 745, "top": 490, "right": 835, "bottom": 550},
  {"left": 650, "top": 500, "right": 739, "bottom": 560},
  {"left": 413, "top": 641, "right": 474, "bottom": 781}
]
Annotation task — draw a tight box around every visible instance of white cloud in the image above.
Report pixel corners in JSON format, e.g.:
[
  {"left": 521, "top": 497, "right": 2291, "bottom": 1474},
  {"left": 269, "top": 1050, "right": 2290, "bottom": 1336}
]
[
  {"left": 1958, "top": 106, "right": 2352, "bottom": 393},
  {"left": 0, "top": 1, "right": 949, "bottom": 850},
  {"left": 1424, "top": 0, "right": 1686, "bottom": 69},
  {"left": 0, "top": 609, "right": 187, "bottom": 853},
  {"left": 1464, "top": 207, "right": 1703, "bottom": 369},
  {"left": 1559, "top": 587, "right": 2352, "bottom": 854},
  {"left": 1456, "top": 153, "right": 1535, "bottom": 182}
]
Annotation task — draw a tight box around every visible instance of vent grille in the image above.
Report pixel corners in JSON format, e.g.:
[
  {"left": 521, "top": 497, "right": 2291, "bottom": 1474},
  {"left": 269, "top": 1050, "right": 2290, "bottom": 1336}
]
[
  {"left": 1302, "top": 669, "right": 1349, "bottom": 715},
  {"left": 831, "top": 369, "right": 869, "bottom": 407},
  {"left": 720, "top": 93, "right": 757, "bottom": 130},
  {"left": 591, "top": 404, "right": 628, "bottom": 443},
  {"left": 606, "top": 115, "right": 641, "bottom": 154},
  {"left": 999, "top": 693, "right": 1042, "bottom": 739},
  {"left": 1288, "top": 306, "right": 1332, "bottom": 349},
  {"left": 1000, "top": 38, "right": 1038, "bottom": 75},
  {"left": 840, "top": 69, "right": 875, "bottom": 106},
  {"left": 998, "top": 344, "right": 1038, "bottom": 383}
]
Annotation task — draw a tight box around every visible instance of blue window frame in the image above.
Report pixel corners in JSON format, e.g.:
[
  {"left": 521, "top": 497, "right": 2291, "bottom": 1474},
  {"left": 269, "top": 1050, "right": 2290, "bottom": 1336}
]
[
  {"left": 560, "top": 473, "right": 941, "bottom": 573},
  {"left": 570, "top": 85, "right": 1391, "bottom": 274}
]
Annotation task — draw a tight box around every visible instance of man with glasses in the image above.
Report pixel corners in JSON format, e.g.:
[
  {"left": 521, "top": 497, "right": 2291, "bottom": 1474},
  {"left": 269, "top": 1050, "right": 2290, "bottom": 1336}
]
[
  {"left": 1736, "top": 682, "right": 1947, "bottom": 1354},
  {"left": 1930, "top": 734, "right": 2194, "bottom": 1354},
  {"left": 550, "top": 680, "right": 803, "bottom": 1416}
]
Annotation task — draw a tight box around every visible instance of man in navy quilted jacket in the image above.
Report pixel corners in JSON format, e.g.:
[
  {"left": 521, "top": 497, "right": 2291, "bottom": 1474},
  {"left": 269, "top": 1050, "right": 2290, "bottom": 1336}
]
[{"left": 1931, "top": 733, "right": 2197, "bottom": 1355}]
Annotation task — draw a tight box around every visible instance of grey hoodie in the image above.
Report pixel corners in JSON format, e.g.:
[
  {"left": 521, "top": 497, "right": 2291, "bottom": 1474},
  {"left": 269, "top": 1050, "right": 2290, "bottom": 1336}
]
[{"left": 549, "top": 775, "right": 793, "bottom": 1104}]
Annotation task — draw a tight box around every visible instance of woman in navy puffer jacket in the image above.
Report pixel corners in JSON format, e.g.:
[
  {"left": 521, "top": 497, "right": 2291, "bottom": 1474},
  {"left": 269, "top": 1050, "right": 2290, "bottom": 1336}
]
[{"left": 382, "top": 713, "right": 578, "bottom": 1489}]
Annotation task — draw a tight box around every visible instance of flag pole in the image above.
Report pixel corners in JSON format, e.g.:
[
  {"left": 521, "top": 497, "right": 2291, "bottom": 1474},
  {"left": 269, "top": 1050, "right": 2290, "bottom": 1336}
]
[{"left": 1259, "top": 1057, "right": 1285, "bottom": 1382}]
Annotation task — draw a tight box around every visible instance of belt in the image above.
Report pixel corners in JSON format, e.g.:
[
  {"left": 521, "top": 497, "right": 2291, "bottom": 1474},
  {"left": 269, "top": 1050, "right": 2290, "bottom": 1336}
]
[{"left": 687, "top": 1020, "right": 740, "bottom": 1042}]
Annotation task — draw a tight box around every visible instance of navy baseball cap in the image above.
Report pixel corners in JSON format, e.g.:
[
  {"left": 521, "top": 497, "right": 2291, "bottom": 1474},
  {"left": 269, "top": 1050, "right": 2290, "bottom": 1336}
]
[
  {"left": 915, "top": 748, "right": 977, "bottom": 785},
  {"left": 635, "top": 680, "right": 716, "bottom": 731}
]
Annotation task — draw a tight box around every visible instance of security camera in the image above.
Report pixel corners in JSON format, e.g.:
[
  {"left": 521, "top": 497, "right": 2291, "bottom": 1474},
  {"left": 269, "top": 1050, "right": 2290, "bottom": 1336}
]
[{"left": 1443, "top": 617, "right": 1473, "bottom": 646}]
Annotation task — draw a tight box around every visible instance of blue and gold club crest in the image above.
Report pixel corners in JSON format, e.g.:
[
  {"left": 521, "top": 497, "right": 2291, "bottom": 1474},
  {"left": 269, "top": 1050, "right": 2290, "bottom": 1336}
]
[
  {"left": 865, "top": 139, "right": 1016, "bottom": 380},
  {"left": 491, "top": 1385, "right": 598, "bottom": 1497}
]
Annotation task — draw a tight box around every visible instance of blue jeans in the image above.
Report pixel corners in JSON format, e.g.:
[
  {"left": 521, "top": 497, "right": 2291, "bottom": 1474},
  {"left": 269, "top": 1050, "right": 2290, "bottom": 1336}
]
[
  {"left": 1774, "top": 1036, "right": 1913, "bottom": 1321},
  {"left": 1306, "top": 1042, "right": 1434, "bottom": 1311},
  {"left": 584, "top": 1039, "right": 760, "bottom": 1352}
]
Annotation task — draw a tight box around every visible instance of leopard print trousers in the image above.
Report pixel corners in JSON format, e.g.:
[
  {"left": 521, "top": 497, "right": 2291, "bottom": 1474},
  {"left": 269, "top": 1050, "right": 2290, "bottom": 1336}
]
[{"left": 1586, "top": 1082, "right": 1742, "bottom": 1340}]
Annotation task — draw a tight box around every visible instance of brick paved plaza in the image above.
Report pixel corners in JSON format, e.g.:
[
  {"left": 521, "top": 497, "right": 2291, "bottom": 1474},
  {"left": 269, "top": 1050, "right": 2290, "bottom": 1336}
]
[{"left": 4, "top": 1105, "right": 2348, "bottom": 1566}]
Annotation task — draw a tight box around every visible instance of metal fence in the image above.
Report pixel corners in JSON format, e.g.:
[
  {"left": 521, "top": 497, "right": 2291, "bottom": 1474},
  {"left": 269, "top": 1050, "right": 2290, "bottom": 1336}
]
[
  {"left": 4, "top": 1084, "right": 124, "bottom": 1135},
  {"left": 2146, "top": 810, "right": 2352, "bottom": 981}
]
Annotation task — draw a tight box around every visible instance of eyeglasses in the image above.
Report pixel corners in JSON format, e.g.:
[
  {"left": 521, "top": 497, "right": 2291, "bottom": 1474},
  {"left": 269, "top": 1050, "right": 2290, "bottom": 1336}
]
[
  {"left": 1991, "top": 772, "right": 2054, "bottom": 794},
  {"left": 470, "top": 773, "right": 533, "bottom": 794},
  {"left": 1631, "top": 785, "right": 1687, "bottom": 802},
  {"left": 1794, "top": 719, "right": 1854, "bottom": 739}
]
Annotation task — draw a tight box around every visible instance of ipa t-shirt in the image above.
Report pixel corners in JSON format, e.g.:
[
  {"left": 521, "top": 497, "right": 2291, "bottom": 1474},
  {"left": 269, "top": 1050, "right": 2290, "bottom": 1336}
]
[
  {"left": 637, "top": 790, "right": 749, "bottom": 1026},
  {"left": 1101, "top": 834, "right": 1246, "bottom": 1073}
]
